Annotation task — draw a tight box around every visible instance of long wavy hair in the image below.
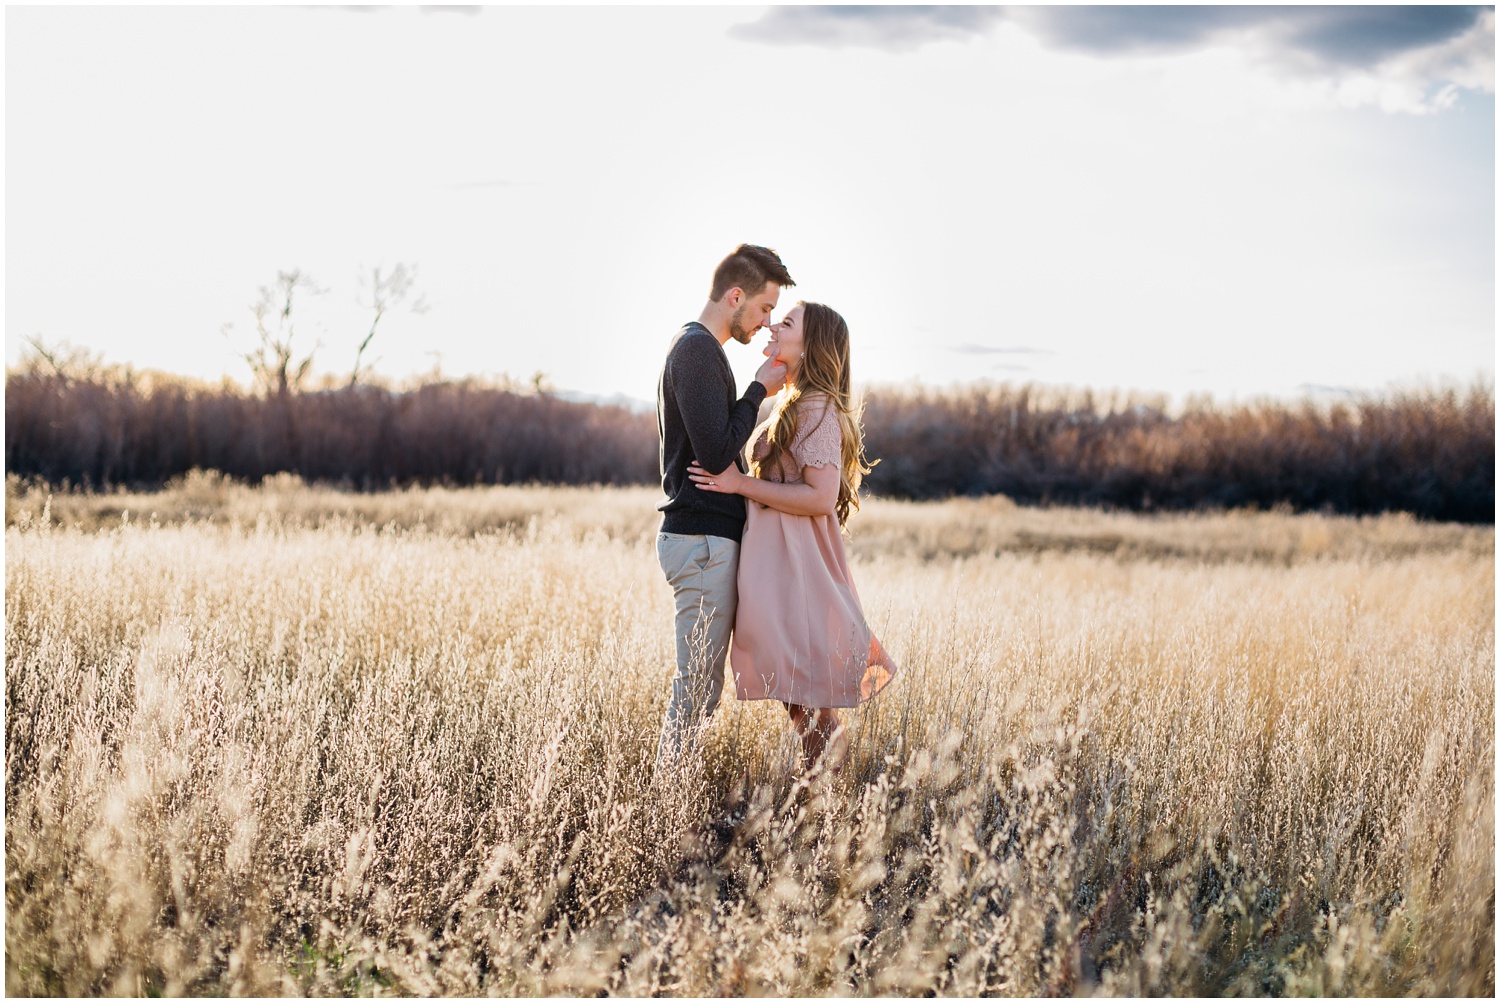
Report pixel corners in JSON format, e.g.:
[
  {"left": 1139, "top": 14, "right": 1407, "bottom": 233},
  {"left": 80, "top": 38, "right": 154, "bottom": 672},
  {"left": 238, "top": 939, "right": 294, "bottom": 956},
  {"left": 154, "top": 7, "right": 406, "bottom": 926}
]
[{"left": 751, "top": 301, "right": 876, "bottom": 528}]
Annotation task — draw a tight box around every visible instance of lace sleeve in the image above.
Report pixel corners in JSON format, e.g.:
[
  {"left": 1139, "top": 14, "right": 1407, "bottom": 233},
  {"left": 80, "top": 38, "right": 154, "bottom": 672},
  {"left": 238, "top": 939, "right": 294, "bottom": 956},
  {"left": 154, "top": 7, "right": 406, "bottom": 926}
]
[
  {"left": 790, "top": 396, "right": 843, "bottom": 470},
  {"left": 748, "top": 419, "right": 772, "bottom": 463}
]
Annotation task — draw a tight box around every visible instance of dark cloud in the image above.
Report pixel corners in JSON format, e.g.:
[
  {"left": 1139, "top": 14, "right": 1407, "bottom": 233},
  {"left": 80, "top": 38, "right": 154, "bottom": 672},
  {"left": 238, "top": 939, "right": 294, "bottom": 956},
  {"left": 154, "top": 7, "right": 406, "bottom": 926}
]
[
  {"left": 729, "top": 6, "right": 1003, "bottom": 53},
  {"left": 1280, "top": 6, "right": 1485, "bottom": 66},
  {"left": 1016, "top": 6, "right": 1264, "bottom": 55},
  {"left": 1015, "top": 6, "right": 1488, "bottom": 69},
  {"left": 732, "top": 5, "right": 1490, "bottom": 70}
]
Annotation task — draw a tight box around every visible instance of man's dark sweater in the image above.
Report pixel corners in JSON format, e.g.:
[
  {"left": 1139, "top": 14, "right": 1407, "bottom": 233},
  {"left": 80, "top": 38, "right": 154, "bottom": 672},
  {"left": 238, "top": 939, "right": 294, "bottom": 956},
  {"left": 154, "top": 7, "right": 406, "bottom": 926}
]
[{"left": 658, "top": 322, "right": 768, "bottom": 542}]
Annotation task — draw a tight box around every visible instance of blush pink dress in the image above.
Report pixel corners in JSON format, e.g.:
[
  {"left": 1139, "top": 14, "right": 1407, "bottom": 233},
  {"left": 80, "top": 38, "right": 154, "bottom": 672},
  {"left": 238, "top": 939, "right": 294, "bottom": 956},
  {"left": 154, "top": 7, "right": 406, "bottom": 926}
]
[{"left": 730, "top": 393, "right": 899, "bottom": 709}]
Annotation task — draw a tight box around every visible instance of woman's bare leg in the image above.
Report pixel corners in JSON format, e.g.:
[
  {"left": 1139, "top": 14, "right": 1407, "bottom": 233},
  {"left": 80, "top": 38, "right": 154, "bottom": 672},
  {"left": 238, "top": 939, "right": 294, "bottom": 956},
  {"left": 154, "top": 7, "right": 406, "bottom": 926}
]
[
  {"left": 785, "top": 703, "right": 813, "bottom": 766},
  {"left": 785, "top": 704, "right": 844, "bottom": 773},
  {"left": 812, "top": 708, "right": 846, "bottom": 774},
  {"left": 817, "top": 709, "right": 847, "bottom": 774}
]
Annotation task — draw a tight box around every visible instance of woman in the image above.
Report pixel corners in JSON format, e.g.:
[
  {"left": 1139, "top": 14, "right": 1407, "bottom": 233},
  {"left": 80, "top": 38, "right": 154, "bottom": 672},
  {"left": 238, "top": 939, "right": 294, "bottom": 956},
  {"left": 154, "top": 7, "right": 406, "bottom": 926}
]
[{"left": 688, "top": 301, "right": 898, "bottom": 772}]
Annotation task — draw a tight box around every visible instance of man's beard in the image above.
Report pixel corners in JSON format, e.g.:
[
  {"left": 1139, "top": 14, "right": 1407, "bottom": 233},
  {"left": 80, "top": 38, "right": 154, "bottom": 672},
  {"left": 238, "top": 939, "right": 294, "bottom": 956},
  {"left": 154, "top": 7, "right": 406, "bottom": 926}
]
[{"left": 728, "top": 304, "right": 756, "bottom": 345}]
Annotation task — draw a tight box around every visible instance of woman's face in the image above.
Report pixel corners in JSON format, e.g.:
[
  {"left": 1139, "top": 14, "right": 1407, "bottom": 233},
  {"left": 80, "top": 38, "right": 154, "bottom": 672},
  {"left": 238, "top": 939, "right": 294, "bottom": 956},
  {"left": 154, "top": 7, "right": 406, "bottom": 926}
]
[{"left": 765, "top": 304, "right": 805, "bottom": 379}]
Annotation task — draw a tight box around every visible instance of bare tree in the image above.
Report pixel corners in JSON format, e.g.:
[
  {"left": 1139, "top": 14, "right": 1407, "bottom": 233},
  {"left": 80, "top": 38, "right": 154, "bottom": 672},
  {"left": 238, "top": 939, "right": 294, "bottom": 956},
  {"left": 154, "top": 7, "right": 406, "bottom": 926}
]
[
  {"left": 237, "top": 270, "right": 324, "bottom": 398},
  {"left": 19, "top": 336, "right": 105, "bottom": 383},
  {"left": 351, "top": 262, "right": 428, "bottom": 387}
]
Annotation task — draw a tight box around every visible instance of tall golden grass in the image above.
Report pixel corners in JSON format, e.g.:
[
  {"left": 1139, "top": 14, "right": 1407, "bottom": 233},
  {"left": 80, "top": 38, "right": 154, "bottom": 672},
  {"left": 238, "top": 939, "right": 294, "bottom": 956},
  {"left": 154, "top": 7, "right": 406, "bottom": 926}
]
[{"left": 5, "top": 480, "right": 1493, "bottom": 995}]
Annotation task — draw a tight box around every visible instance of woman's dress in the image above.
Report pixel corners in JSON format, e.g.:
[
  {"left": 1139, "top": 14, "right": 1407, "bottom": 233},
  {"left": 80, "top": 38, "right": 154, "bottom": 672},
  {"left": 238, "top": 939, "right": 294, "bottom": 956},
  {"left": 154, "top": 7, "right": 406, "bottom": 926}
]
[{"left": 730, "top": 393, "right": 898, "bottom": 708}]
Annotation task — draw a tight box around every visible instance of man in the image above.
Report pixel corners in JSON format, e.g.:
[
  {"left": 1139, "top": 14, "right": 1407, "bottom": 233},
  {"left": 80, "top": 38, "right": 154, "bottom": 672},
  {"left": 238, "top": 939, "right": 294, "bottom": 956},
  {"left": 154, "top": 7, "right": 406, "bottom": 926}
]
[{"left": 655, "top": 243, "right": 795, "bottom": 768}]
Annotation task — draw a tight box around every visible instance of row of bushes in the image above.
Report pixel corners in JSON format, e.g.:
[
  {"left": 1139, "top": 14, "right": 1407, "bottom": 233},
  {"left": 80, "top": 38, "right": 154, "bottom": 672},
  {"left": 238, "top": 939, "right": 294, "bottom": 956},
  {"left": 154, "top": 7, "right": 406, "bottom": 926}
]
[
  {"left": 868, "top": 384, "right": 1494, "bottom": 522},
  {"left": 5, "top": 368, "right": 1493, "bottom": 522},
  {"left": 5, "top": 373, "right": 657, "bottom": 489}
]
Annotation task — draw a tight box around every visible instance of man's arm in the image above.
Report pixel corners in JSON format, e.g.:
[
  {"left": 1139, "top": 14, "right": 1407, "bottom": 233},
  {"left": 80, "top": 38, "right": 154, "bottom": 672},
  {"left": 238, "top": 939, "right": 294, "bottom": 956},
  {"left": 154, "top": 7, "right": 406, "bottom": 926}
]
[
  {"left": 690, "top": 460, "right": 839, "bottom": 517},
  {"left": 672, "top": 336, "right": 784, "bottom": 475}
]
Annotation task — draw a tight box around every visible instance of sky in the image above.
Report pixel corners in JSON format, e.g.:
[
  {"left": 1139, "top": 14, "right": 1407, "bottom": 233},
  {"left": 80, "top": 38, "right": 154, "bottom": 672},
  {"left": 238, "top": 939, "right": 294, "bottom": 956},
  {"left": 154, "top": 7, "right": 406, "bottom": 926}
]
[{"left": 6, "top": 5, "right": 1495, "bottom": 406}]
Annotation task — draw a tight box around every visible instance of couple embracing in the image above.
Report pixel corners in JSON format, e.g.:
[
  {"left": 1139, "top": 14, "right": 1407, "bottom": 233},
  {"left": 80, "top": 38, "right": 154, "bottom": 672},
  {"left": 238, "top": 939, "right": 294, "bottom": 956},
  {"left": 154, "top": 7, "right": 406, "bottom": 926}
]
[{"left": 654, "top": 243, "right": 898, "bottom": 776}]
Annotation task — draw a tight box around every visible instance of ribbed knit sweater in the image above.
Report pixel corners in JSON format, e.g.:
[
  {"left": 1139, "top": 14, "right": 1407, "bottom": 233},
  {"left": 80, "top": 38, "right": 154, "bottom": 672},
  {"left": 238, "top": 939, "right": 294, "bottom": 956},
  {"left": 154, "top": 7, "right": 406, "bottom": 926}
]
[{"left": 657, "top": 322, "right": 768, "bottom": 542}]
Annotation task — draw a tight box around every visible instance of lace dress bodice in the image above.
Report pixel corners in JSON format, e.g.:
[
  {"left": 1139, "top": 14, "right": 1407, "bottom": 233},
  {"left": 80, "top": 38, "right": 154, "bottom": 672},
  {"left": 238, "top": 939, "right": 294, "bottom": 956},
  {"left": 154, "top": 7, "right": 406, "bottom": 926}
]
[{"left": 748, "top": 392, "right": 843, "bottom": 484}]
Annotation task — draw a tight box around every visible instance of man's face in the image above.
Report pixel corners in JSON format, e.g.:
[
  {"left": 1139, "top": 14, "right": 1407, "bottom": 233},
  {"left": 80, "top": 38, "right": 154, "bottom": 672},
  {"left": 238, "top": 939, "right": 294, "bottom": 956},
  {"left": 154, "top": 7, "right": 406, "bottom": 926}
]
[{"left": 727, "top": 281, "right": 780, "bottom": 345}]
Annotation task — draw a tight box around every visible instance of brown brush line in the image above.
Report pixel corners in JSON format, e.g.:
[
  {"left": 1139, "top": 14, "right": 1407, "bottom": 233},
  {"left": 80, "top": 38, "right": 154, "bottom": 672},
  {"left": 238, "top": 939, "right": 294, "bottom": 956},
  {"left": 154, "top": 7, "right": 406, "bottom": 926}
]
[{"left": 5, "top": 364, "right": 1492, "bottom": 521}]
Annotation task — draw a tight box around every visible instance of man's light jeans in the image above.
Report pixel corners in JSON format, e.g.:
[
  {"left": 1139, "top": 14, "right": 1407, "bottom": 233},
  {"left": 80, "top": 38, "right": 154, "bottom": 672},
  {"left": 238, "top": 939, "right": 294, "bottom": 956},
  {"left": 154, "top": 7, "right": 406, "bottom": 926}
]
[{"left": 656, "top": 531, "right": 739, "bottom": 769}]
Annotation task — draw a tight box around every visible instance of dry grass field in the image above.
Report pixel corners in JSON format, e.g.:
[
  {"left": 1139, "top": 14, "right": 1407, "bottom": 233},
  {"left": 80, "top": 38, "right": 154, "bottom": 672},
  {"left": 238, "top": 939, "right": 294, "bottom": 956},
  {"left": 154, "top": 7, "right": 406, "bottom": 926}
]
[{"left": 5, "top": 473, "right": 1494, "bottom": 996}]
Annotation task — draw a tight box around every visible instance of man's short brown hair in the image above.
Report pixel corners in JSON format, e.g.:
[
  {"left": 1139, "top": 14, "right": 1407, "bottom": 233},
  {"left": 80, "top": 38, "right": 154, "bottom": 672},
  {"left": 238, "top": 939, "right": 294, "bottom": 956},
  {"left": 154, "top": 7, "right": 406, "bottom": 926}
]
[{"left": 709, "top": 244, "right": 795, "bottom": 302}]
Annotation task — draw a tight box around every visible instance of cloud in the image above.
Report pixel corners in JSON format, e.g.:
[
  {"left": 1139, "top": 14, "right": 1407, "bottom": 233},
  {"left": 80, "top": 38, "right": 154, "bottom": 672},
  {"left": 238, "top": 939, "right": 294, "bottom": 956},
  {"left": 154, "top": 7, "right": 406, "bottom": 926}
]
[
  {"left": 1348, "top": 8, "right": 1496, "bottom": 111},
  {"left": 1296, "top": 383, "right": 1366, "bottom": 399},
  {"left": 310, "top": 5, "right": 482, "bottom": 13},
  {"left": 950, "top": 343, "right": 1052, "bottom": 356},
  {"left": 444, "top": 179, "right": 526, "bottom": 190},
  {"left": 730, "top": 5, "right": 1494, "bottom": 110},
  {"left": 1011, "top": 6, "right": 1487, "bottom": 69},
  {"left": 1019, "top": 5, "right": 1496, "bottom": 113},
  {"left": 729, "top": 6, "right": 1003, "bottom": 54}
]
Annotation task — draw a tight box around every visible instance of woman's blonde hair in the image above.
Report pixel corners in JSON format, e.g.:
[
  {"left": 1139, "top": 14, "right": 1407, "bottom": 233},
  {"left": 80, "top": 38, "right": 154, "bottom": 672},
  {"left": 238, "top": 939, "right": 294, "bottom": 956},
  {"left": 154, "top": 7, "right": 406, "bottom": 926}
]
[{"left": 751, "top": 301, "right": 876, "bottom": 527}]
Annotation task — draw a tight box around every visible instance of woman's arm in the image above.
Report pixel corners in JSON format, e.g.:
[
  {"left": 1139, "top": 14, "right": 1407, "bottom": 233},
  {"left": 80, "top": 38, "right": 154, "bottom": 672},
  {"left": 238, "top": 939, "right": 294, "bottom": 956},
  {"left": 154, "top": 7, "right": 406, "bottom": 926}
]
[{"left": 687, "top": 460, "right": 839, "bottom": 517}]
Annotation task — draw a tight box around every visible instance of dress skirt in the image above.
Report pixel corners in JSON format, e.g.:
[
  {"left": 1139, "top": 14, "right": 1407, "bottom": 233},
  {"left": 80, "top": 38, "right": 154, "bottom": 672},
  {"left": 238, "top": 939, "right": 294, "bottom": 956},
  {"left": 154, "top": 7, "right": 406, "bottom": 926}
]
[{"left": 730, "top": 499, "right": 898, "bottom": 708}]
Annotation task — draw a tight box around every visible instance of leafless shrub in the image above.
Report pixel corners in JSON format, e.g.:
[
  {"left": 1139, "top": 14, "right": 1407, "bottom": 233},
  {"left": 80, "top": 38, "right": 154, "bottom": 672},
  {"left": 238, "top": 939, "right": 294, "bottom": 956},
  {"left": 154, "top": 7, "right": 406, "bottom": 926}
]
[
  {"left": 351, "top": 264, "right": 427, "bottom": 388},
  {"left": 859, "top": 382, "right": 1495, "bottom": 522},
  {"left": 233, "top": 270, "right": 325, "bottom": 399},
  {"left": 5, "top": 359, "right": 1493, "bottom": 521},
  {"left": 4, "top": 368, "right": 656, "bottom": 491}
]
